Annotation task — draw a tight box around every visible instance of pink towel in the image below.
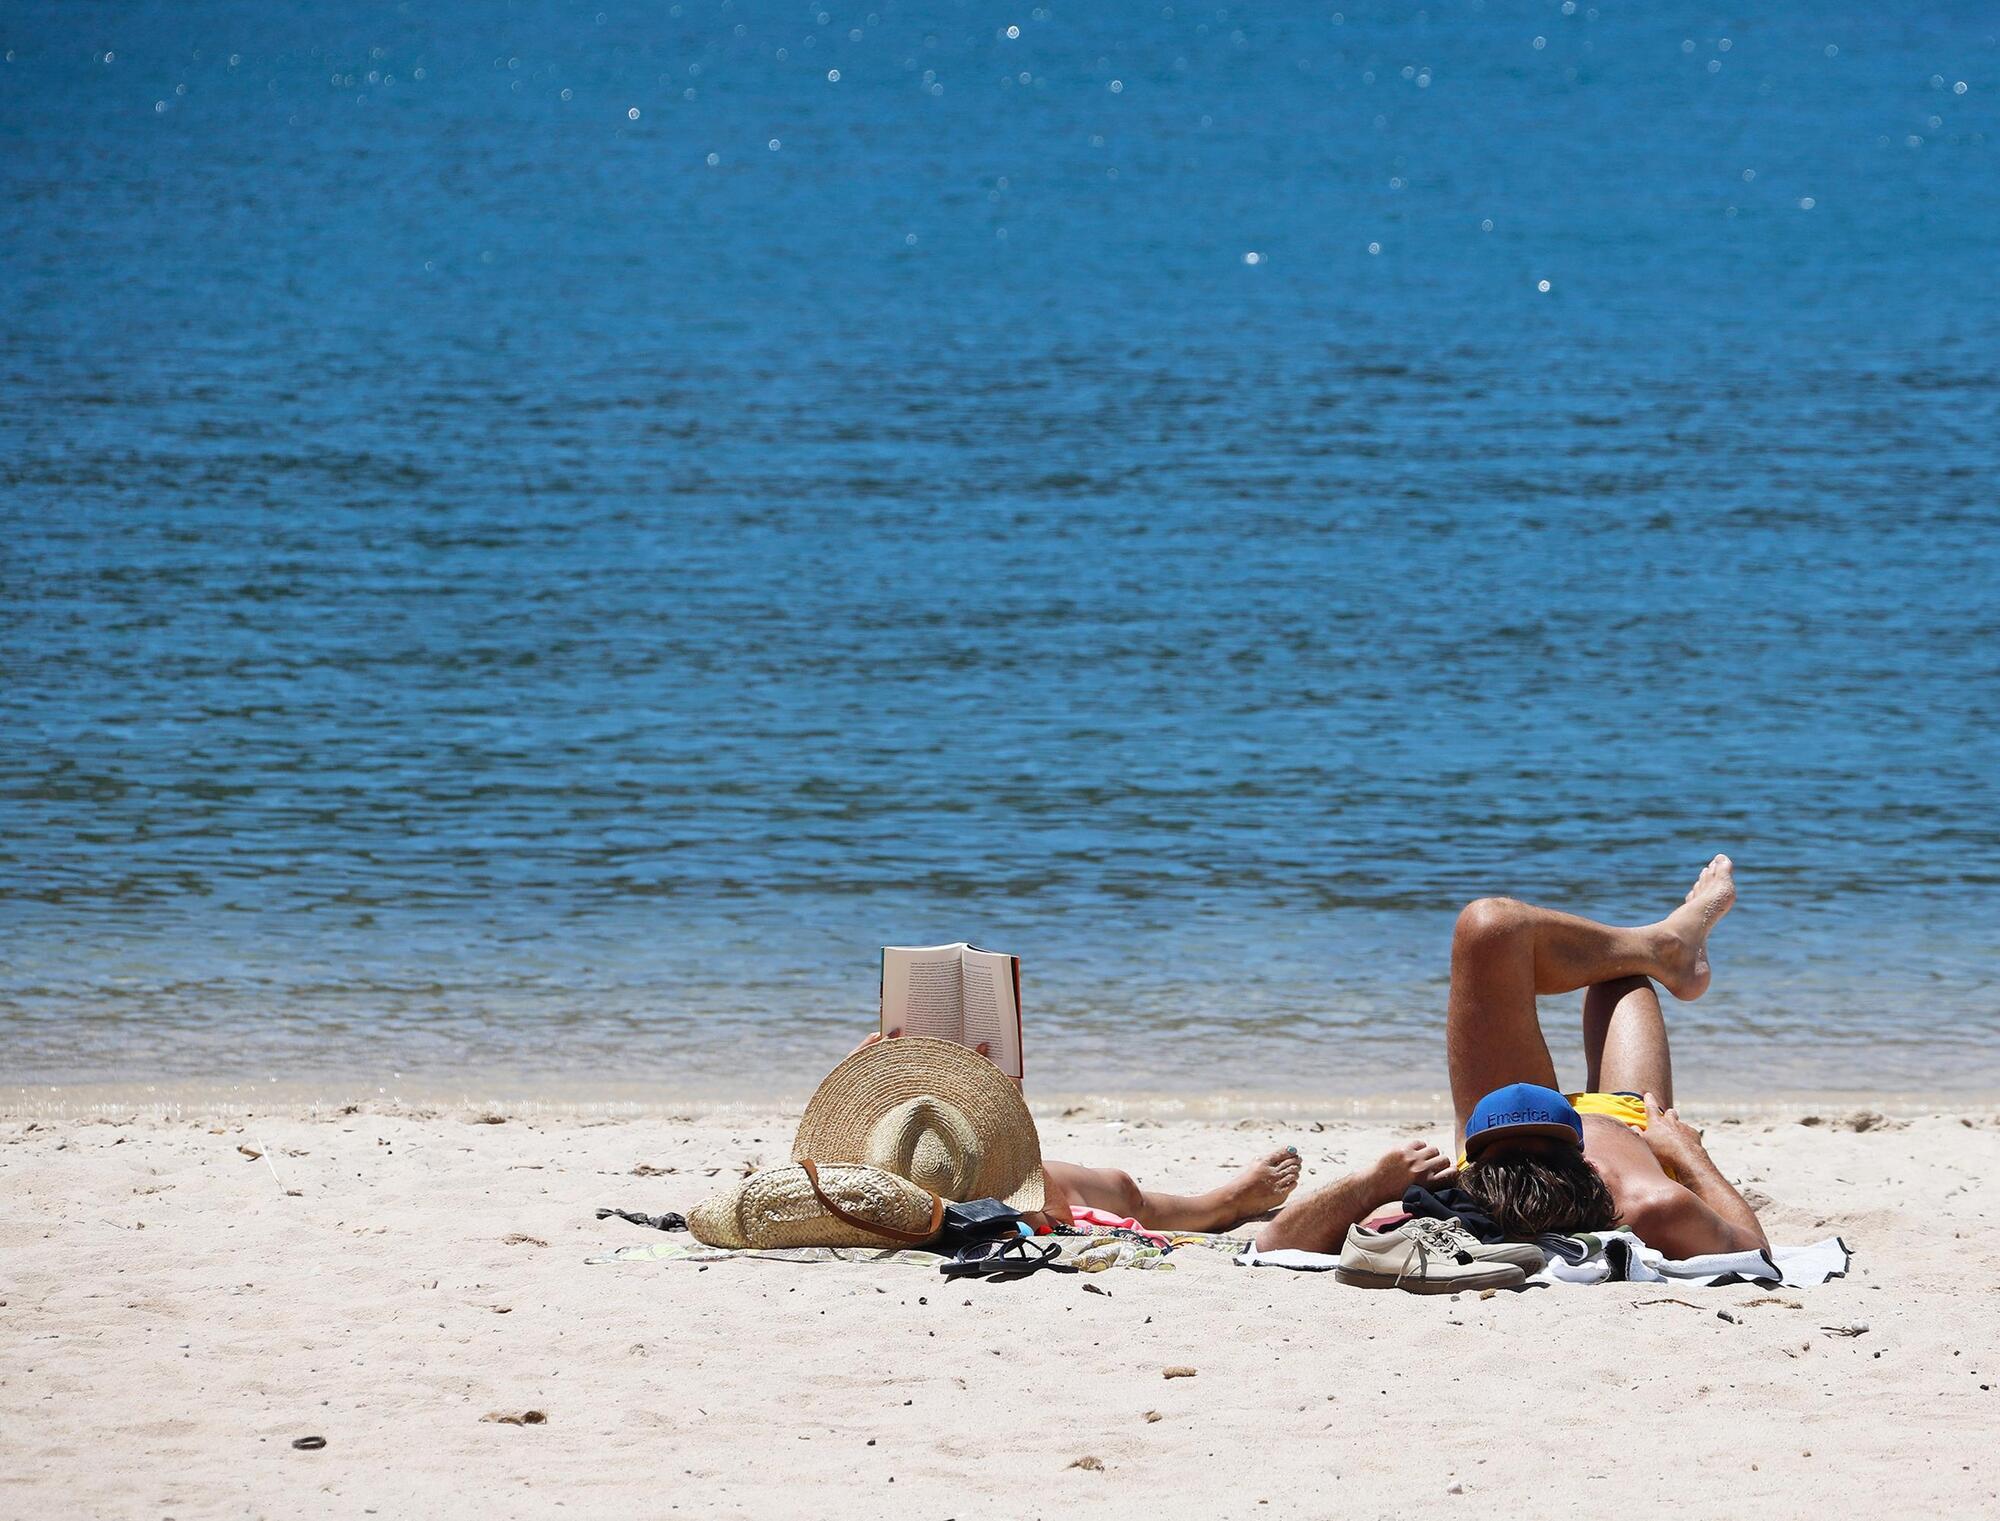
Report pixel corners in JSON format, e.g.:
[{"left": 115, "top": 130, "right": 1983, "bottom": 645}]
[{"left": 1059, "top": 1205, "right": 1171, "bottom": 1246}]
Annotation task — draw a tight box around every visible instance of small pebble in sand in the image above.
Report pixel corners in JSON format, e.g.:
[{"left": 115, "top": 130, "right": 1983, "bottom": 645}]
[{"left": 1163, "top": 1366, "right": 1197, "bottom": 1379}]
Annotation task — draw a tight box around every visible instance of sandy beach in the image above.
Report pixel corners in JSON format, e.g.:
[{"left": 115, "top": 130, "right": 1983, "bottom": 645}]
[{"left": 5, "top": 1094, "right": 1996, "bottom": 1518}]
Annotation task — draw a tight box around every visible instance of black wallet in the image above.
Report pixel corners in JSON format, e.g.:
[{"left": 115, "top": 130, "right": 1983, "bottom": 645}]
[{"left": 931, "top": 1197, "right": 1025, "bottom": 1255}]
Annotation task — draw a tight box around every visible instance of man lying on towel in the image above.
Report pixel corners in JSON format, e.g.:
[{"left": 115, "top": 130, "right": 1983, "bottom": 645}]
[{"left": 1259, "top": 855, "right": 1768, "bottom": 1259}]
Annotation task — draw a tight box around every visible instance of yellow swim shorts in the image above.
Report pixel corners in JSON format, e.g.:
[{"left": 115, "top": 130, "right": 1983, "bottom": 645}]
[{"left": 1568, "top": 1090, "right": 1648, "bottom": 1130}]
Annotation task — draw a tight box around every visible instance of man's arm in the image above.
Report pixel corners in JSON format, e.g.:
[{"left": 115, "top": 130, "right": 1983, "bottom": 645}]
[
  {"left": 1621, "top": 1177, "right": 1766, "bottom": 1258},
  {"left": 1630, "top": 1093, "right": 1770, "bottom": 1256},
  {"left": 1255, "top": 1142, "right": 1453, "bottom": 1254}
]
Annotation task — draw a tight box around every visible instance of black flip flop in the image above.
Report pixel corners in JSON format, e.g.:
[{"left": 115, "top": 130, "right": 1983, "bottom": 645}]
[{"left": 939, "top": 1235, "right": 1076, "bottom": 1282}]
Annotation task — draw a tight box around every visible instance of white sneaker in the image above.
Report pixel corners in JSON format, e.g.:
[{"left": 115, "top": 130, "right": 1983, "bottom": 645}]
[{"left": 1334, "top": 1219, "right": 1535, "bottom": 1293}]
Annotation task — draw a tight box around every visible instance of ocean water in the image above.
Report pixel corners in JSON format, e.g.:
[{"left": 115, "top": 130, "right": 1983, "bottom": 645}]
[{"left": 3, "top": 3, "right": 1997, "bottom": 1100}]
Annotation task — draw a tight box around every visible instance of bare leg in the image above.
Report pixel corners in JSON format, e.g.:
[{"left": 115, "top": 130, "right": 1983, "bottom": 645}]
[
  {"left": 1447, "top": 856, "right": 1733, "bottom": 1131},
  {"left": 1583, "top": 975, "right": 1674, "bottom": 1106},
  {"left": 1254, "top": 1141, "right": 1454, "bottom": 1254},
  {"left": 1044, "top": 1149, "right": 1301, "bottom": 1233}
]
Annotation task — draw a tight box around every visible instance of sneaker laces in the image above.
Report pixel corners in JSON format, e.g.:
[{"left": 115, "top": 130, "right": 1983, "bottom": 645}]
[{"left": 1394, "top": 1218, "right": 1478, "bottom": 1284}]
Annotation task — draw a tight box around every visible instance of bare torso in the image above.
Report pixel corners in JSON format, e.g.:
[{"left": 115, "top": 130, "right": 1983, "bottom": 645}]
[{"left": 1580, "top": 1113, "right": 1672, "bottom": 1214}]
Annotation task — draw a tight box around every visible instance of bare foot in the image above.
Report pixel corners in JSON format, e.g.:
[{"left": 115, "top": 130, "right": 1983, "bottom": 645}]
[
  {"left": 1204, "top": 1147, "right": 1303, "bottom": 1226},
  {"left": 1655, "top": 854, "right": 1736, "bottom": 1001}
]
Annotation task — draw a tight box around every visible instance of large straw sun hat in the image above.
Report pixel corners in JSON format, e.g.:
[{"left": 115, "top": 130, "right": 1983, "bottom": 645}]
[
  {"left": 791, "top": 1036, "right": 1045, "bottom": 1212},
  {"left": 688, "top": 1161, "right": 944, "bottom": 1250}
]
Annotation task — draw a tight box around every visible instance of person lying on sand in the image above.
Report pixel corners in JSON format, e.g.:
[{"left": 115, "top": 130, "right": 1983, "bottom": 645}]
[
  {"left": 1258, "top": 855, "right": 1768, "bottom": 1259},
  {"left": 852, "top": 1029, "right": 1309, "bottom": 1233}
]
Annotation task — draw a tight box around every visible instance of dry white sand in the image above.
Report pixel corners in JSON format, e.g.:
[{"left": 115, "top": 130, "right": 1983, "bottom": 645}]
[{"left": 4, "top": 1095, "right": 1997, "bottom": 1518}]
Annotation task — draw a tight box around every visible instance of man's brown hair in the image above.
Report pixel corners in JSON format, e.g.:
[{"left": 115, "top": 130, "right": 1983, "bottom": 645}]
[{"left": 1458, "top": 1147, "right": 1619, "bottom": 1238}]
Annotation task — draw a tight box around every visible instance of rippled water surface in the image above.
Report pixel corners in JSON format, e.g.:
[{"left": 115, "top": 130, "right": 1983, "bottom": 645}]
[{"left": 4, "top": 4, "right": 1997, "bottom": 1097}]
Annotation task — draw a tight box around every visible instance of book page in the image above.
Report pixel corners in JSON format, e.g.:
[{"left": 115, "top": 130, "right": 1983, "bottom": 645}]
[
  {"left": 960, "top": 946, "right": 1022, "bottom": 1079},
  {"left": 880, "top": 944, "right": 966, "bottom": 1043}
]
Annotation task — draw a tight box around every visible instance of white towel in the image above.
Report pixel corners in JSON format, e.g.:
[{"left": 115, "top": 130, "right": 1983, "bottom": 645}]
[
  {"left": 1236, "top": 1232, "right": 1852, "bottom": 1288},
  {"left": 1234, "top": 1242, "right": 1343, "bottom": 1271},
  {"left": 1534, "top": 1231, "right": 1851, "bottom": 1288}
]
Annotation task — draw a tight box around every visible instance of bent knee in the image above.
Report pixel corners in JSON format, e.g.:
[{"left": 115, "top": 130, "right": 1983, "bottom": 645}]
[
  {"left": 1454, "top": 896, "right": 1525, "bottom": 948},
  {"left": 1100, "top": 1169, "right": 1144, "bottom": 1217}
]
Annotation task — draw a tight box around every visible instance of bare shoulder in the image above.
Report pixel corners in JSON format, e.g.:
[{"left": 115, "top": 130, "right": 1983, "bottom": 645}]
[
  {"left": 1581, "top": 1113, "right": 1667, "bottom": 1186},
  {"left": 1614, "top": 1178, "right": 1698, "bottom": 1236}
]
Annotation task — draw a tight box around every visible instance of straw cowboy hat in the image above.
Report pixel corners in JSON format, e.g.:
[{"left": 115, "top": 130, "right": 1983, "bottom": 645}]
[
  {"left": 688, "top": 1160, "right": 944, "bottom": 1250},
  {"left": 792, "top": 1036, "right": 1046, "bottom": 1212}
]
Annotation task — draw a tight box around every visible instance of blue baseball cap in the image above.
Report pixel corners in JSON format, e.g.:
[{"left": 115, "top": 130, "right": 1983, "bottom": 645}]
[{"left": 1463, "top": 1083, "right": 1584, "bottom": 1158}]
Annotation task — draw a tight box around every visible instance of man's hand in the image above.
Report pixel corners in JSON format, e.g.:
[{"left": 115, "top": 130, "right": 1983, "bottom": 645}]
[
  {"left": 1370, "top": 1139, "right": 1456, "bottom": 1197},
  {"left": 1641, "top": 1092, "right": 1708, "bottom": 1172}
]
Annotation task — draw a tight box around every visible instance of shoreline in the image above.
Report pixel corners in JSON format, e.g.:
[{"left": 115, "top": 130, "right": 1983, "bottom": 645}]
[{"left": 9, "top": 1077, "right": 1995, "bottom": 1124}]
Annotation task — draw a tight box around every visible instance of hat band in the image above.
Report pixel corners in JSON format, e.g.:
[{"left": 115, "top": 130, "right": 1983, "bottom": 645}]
[{"left": 799, "top": 1159, "right": 944, "bottom": 1245}]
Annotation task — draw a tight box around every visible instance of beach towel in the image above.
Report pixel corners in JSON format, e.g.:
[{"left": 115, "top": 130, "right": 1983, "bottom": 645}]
[
  {"left": 1235, "top": 1233, "right": 1852, "bottom": 1288},
  {"left": 588, "top": 1227, "right": 1243, "bottom": 1270},
  {"left": 588, "top": 1240, "right": 944, "bottom": 1267},
  {"left": 1532, "top": 1231, "right": 1851, "bottom": 1288}
]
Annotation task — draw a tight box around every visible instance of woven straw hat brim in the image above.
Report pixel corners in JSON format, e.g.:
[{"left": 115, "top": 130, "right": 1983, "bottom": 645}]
[
  {"left": 688, "top": 1163, "right": 941, "bottom": 1250},
  {"left": 793, "top": 1036, "right": 1045, "bottom": 1212}
]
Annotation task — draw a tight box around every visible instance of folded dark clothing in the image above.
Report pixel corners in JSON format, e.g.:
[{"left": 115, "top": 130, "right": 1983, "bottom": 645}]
[
  {"left": 1402, "top": 1184, "right": 1505, "bottom": 1244},
  {"left": 596, "top": 1207, "right": 688, "bottom": 1232},
  {"left": 1536, "top": 1232, "right": 1594, "bottom": 1265}
]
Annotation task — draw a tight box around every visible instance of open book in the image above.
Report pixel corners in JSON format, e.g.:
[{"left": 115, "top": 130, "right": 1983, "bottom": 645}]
[{"left": 879, "top": 943, "right": 1023, "bottom": 1079}]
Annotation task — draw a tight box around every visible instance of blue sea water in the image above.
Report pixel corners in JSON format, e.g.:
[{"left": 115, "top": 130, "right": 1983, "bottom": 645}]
[{"left": 3, "top": 3, "right": 1997, "bottom": 1098}]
